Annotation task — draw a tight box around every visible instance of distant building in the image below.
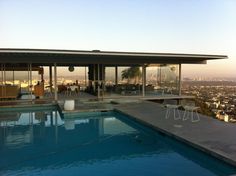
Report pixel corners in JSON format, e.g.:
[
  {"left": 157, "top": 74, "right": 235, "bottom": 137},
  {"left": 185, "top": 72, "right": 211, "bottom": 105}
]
[{"left": 216, "top": 111, "right": 229, "bottom": 122}]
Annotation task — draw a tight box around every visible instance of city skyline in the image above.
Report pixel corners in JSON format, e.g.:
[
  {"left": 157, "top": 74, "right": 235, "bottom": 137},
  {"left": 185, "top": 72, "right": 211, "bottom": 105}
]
[{"left": 0, "top": 0, "right": 235, "bottom": 77}]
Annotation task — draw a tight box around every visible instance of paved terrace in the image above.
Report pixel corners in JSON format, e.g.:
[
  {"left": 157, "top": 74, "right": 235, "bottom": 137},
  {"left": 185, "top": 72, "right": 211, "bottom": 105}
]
[
  {"left": 114, "top": 101, "right": 236, "bottom": 167},
  {"left": 57, "top": 92, "right": 193, "bottom": 115}
]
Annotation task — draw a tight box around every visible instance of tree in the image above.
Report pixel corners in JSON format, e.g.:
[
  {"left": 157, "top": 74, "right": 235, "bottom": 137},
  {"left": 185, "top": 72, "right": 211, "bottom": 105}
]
[{"left": 121, "top": 66, "right": 141, "bottom": 84}]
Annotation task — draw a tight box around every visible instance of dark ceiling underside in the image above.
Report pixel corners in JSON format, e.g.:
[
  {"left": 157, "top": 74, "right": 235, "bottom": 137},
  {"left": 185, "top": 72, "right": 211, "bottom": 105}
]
[{"left": 0, "top": 49, "right": 227, "bottom": 66}]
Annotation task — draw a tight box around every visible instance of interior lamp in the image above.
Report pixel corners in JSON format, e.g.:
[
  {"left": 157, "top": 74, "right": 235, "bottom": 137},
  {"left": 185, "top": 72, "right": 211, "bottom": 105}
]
[{"left": 68, "top": 66, "right": 74, "bottom": 72}]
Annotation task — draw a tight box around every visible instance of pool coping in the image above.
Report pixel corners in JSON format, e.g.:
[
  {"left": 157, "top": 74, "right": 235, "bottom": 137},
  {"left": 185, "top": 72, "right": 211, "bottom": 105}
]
[
  {"left": 0, "top": 103, "right": 58, "bottom": 112},
  {"left": 114, "top": 101, "right": 236, "bottom": 167}
]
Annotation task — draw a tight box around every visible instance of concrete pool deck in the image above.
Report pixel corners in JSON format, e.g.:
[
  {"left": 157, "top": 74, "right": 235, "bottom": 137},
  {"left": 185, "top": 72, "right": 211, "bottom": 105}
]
[{"left": 114, "top": 101, "right": 236, "bottom": 167}]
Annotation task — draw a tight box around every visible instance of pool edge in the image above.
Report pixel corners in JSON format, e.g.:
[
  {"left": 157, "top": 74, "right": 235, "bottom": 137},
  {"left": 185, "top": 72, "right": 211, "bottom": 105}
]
[{"left": 114, "top": 108, "right": 236, "bottom": 167}]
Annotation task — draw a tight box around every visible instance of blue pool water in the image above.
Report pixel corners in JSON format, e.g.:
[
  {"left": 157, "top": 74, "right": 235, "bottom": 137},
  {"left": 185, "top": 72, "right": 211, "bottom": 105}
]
[{"left": 0, "top": 109, "right": 235, "bottom": 176}]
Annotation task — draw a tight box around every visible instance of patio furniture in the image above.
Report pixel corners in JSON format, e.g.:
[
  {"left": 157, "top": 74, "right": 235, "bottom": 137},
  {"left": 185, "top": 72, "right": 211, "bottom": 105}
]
[
  {"left": 145, "top": 84, "right": 154, "bottom": 92},
  {"left": 21, "top": 94, "right": 36, "bottom": 99},
  {"left": 68, "top": 85, "right": 79, "bottom": 96},
  {"left": 182, "top": 105, "right": 200, "bottom": 122},
  {"left": 44, "top": 85, "right": 53, "bottom": 97},
  {"left": 0, "top": 85, "right": 20, "bottom": 99},
  {"left": 119, "top": 84, "right": 139, "bottom": 95},
  {"left": 126, "top": 85, "right": 137, "bottom": 95},
  {"left": 165, "top": 88, "right": 173, "bottom": 94},
  {"left": 64, "top": 100, "right": 75, "bottom": 111},
  {"left": 58, "top": 85, "right": 67, "bottom": 94},
  {"left": 155, "top": 88, "right": 164, "bottom": 95},
  {"left": 165, "top": 104, "right": 181, "bottom": 120},
  {"left": 34, "top": 84, "right": 44, "bottom": 97}
]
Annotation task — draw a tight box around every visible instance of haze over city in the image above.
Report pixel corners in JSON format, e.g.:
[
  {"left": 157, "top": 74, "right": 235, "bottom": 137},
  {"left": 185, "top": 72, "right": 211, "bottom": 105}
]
[{"left": 0, "top": 0, "right": 236, "bottom": 78}]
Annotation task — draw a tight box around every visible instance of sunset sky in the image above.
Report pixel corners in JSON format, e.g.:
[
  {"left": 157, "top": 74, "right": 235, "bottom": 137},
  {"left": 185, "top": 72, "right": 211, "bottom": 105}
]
[{"left": 0, "top": 0, "right": 235, "bottom": 78}]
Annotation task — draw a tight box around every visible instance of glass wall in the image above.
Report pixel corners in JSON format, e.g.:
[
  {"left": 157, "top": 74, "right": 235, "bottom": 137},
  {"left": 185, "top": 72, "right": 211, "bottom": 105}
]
[
  {"left": 104, "top": 67, "right": 115, "bottom": 95},
  {"left": 145, "top": 64, "right": 180, "bottom": 96},
  {"left": 103, "top": 65, "right": 180, "bottom": 97},
  {"left": 41, "top": 66, "right": 88, "bottom": 98},
  {"left": 0, "top": 64, "right": 44, "bottom": 101},
  {"left": 55, "top": 66, "right": 87, "bottom": 87},
  {"left": 104, "top": 66, "right": 142, "bottom": 97}
]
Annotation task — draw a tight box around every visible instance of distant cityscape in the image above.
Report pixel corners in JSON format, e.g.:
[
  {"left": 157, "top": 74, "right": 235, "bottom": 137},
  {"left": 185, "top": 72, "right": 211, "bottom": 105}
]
[
  {"left": 183, "top": 77, "right": 236, "bottom": 82},
  {"left": 182, "top": 80, "right": 236, "bottom": 123},
  {"left": 3, "top": 70, "right": 236, "bottom": 123}
]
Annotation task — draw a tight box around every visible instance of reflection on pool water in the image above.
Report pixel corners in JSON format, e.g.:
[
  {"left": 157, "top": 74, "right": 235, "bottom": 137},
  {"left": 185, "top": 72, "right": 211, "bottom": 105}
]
[{"left": 0, "top": 110, "right": 235, "bottom": 176}]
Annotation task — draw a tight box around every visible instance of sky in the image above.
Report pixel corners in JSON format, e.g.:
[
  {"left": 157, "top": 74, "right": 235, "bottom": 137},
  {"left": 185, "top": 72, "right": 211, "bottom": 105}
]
[{"left": 0, "top": 0, "right": 236, "bottom": 78}]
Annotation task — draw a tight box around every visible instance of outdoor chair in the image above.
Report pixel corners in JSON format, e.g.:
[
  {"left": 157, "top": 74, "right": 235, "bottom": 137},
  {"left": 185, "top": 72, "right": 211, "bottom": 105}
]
[
  {"left": 68, "top": 85, "right": 79, "bottom": 96},
  {"left": 163, "top": 100, "right": 181, "bottom": 120},
  {"left": 45, "top": 86, "right": 56, "bottom": 98},
  {"left": 182, "top": 105, "right": 200, "bottom": 122}
]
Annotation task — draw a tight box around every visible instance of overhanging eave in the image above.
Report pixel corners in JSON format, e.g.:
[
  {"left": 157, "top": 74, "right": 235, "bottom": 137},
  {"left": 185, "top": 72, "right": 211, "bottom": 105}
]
[{"left": 0, "top": 48, "right": 227, "bottom": 65}]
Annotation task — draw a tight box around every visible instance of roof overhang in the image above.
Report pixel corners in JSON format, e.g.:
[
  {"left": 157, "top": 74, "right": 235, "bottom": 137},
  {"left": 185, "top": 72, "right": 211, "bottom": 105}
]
[{"left": 0, "top": 48, "right": 228, "bottom": 66}]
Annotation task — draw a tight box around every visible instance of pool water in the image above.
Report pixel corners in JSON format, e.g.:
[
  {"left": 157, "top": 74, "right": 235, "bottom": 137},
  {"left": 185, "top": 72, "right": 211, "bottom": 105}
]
[{"left": 0, "top": 110, "right": 235, "bottom": 176}]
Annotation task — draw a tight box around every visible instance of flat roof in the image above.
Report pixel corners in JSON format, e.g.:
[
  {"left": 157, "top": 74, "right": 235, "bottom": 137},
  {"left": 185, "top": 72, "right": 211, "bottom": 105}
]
[{"left": 0, "top": 48, "right": 228, "bottom": 66}]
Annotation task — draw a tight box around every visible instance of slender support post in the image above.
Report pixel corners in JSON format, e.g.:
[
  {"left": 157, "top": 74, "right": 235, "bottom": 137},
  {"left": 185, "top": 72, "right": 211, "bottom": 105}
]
[
  {"left": 178, "top": 64, "right": 182, "bottom": 96},
  {"left": 27, "top": 64, "right": 30, "bottom": 96},
  {"left": 3, "top": 64, "right": 6, "bottom": 96},
  {"left": 115, "top": 66, "right": 118, "bottom": 85},
  {"left": 41, "top": 69, "right": 44, "bottom": 82},
  {"left": 93, "top": 64, "right": 96, "bottom": 93},
  {"left": 156, "top": 66, "right": 158, "bottom": 86},
  {"left": 1, "top": 64, "right": 4, "bottom": 97},
  {"left": 159, "top": 65, "right": 162, "bottom": 88},
  {"left": 97, "top": 64, "right": 100, "bottom": 99},
  {"left": 1, "top": 64, "right": 3, "bottom": 85},
  {"left": 3, "top": 64, "right": 6, "bottom": 97},
  {"left": 3, "top": 64, "right": 6, "bottom": 85},
  {"left": 101, "top": 64, "right": 104, "bottom": 99},
  {"left": 29, "top": 63, "right": 33, "bottom": 101},
  {"left": 49, "top": 66, "right": 53, "bottom": 93},
  {"left": 85, "top": 66, "right": 87, "bottom": 87},
  {"left": 142, "top": 65, "right": 146, "bottom": 97},
  {"left": 54, "top": 63, "right": 58, "bottom": 102},
  {"left": 13, "top": 69, "right": 15, "bottom": 85}
]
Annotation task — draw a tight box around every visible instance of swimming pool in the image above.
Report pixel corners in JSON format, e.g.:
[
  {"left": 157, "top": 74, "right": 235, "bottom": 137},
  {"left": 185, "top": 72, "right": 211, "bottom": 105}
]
[{"left": 0, "top": 110, "right": 235, "bottom": 175}]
